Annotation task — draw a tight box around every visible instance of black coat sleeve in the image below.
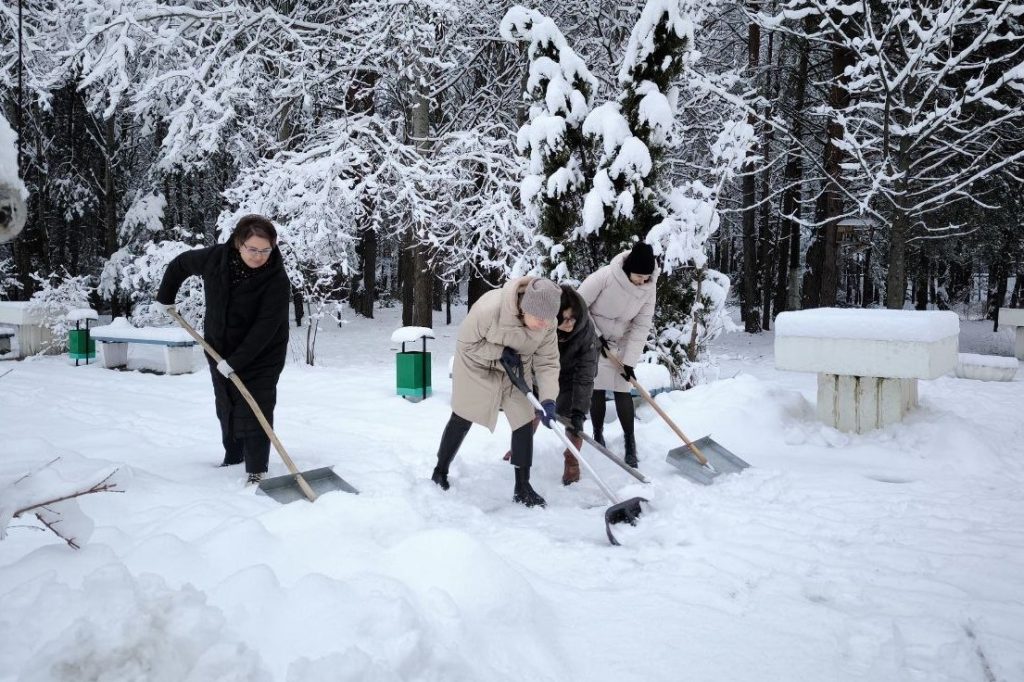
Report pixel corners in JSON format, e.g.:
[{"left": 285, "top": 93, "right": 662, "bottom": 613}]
[
  {"left": 156, "top": 246, "right": 216, "bottom": 304},
  {"left": 569, "top": 332, "right": 600, "bottom": 417},
  {"left": 225, "top": 273, "right": 291, "bottom": 373}
]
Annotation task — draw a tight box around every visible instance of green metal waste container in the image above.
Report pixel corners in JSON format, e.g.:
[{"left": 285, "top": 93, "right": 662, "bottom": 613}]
[
  {"left": 393, "top": 327, "right": 434, "bottom": 402},
  {"left": 68, "top": 328, "right": 96, "bottom": 364}
]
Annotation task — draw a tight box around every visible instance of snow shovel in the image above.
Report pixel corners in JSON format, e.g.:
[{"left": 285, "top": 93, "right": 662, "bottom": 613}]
[
  {"left": 500, "top": 350, "right": 646, "bottom": 546},
  {"left": 603, "top": 348, "right": 749, "bottom": 486},
  {"left": 168, "top": 308, "right": 357, "bottom": 503},
  {"left": 556, "top": 415, "right": 650, "bottom": 485}
]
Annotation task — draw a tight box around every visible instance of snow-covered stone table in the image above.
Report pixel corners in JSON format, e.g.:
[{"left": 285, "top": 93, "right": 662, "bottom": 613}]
[
  {"left": 90, "top": 318, "right": 198, "bottom": 375},
  {"left": 998, "top": 308, "right": 1024, "bottom": 360},
  {"left": 775, "top": 308, "right": 959, "bottom": 433},
  {"left": 0, "top": 301, "right": 54, "bottom": 357}
]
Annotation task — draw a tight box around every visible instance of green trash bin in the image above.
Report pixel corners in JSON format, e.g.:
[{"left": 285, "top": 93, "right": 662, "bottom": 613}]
[
  {"left": 394, "top": 328, "right": 433, "bottom": 402},
  {"left": 68, "top": 327, "right": 96, "bottom": 364}
]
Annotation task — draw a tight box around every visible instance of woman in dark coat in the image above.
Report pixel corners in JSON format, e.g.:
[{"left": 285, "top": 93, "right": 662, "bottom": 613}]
[
  {"left": 154, "top": 214, "right": 291, "bottom": 485},
  {"left": 504, "top": 285, "right": 599, "bottom": 485}
]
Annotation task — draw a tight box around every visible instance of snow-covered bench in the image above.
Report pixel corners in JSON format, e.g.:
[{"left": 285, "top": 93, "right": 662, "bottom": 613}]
[
  {"left": 90, "top": 318, "right": 198, "bottom": 375},
  {"left": 775, "top": 308, "right": 959, "bottom": 433},
  {"left": 998, "top": 308, "right": 1024, "bottom": 360},
  {"left": 0, "top": 301, "right": 54, "bottom": 357},
  {"left": 955, "top": 353, "right": 1018, "bottom": 382}
]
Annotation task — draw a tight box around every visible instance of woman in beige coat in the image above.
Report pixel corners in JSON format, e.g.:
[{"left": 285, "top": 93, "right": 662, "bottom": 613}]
[
  {"left": 431, "top": 276, "right": 562, "bottom": 507},
  {"left": 578, "top": 242, "right": 658, "bottom": 468}
]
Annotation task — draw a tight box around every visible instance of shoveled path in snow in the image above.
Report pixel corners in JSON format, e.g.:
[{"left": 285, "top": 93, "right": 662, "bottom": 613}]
[{"left": 1, "top": 309, "right": 1022, "bottom": 681}]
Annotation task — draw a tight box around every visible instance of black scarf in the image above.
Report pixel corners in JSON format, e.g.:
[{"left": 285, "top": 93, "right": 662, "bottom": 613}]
[{"left": 229, "top": 248, "right": 268, "bottom": 287}]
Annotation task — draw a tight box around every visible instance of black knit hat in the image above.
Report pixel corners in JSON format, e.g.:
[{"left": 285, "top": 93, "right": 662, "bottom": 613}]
[{"left": 622, "top": 242, "right": 656, "bottom": 276}]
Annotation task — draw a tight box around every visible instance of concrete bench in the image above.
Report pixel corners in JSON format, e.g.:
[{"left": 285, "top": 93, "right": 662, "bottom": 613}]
[
  {"left": 955, "top": 353, "right": 1018, "bottom": 382},
  {"left": 998, "top": 308, "right": 1024, "bottom": 360},
  {"left": 90, "top": 319, "right": 198, "bottom": 375},
  {"left": 775, "top": 308, "right": 959, "bottom": 433},
  {"left": 0, "top": 301, "right": 54, "bottom": 357},
  {"left": 0, "top": 330, "right": 12, "bottom": 355}
]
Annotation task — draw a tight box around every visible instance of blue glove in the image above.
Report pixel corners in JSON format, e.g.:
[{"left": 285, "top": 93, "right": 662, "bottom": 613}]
[{"left": 536, "top": 399, "right": 557, "bottom": 428}]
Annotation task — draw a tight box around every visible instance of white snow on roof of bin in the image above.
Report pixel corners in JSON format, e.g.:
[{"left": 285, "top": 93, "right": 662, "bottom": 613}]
[
  {"left": 775, "top": 308, "right": 959, "bottom": 343},
  {"left": 391, "top": 326, "right": 435, "bottom": 344},
  {"left": 66, "top": 308, "right": 99, "bottom": 322}
]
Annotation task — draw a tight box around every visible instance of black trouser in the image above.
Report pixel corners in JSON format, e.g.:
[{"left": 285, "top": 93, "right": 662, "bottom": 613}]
[
  {"left": 589, "top": 390, "right": 635, "bottom": 439},
  {"left": 436, "top": 413, "right": 535, "bottom": 469},
  {"left": 211, "top": 368, "right": 272, "bottom": 474},
  {"left": 221, "top": 429, "right": 271, "bottom": 475}
]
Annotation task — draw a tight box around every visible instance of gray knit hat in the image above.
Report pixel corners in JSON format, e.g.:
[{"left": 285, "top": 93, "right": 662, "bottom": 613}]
[{"left": 520, "top": 278, "right": 562, "bottom": 320}]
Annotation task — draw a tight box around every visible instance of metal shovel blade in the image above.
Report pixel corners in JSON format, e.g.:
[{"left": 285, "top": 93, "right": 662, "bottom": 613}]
[
  {"left": 604, "top": 496, "right": 647, "bottom": 546},
  {"left": 257, "top": 466, "right": 359, "bottom": 504},
  {"left": 666, "top": 436, "right": 749, "bottom": 486}
]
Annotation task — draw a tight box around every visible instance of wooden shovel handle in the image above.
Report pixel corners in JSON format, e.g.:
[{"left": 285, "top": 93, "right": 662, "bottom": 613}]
[
  {"left": 168, "top": 308, "right": 318, "bottom": 502},
  {"left": 603, "top": 347, "right": 709, "bottom": 466}
]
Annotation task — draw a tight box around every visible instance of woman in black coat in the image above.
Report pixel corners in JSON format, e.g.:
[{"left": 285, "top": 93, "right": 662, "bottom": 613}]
[
  {"left": 504, "top": 285, "right": 599, "bottom": 485},
  {"left": 154, "top": 214, "right": 291, "bottom": 485}
]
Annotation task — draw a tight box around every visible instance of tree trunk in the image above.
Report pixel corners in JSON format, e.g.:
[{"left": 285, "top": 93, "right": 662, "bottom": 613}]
[
  {"left": 758, "top": 30, "right": 777, "bottom": 330},
  {"left": 775, "top": 28, "right": 810, "bottom": 316},
  {"left": 741, "top": 1, "right": 762, "bottom": 332},
  {"left": 410, "top": 90, "right": 433, "bottom": 328},
  {"left": 987, "top": 257, "right": 1008, "bottom": 329},
  {"left": 468, "top": 266, "right": 499, "bottom": 309},
  {"left": 914, "top": 248, "right": 928, "bottom": 310},
  {"left": 400, "top": 234, "right": 414, "bottom": 326},
  {"left": 814, "top": 37, "right": 854, "bottom": 308},
  {"left": 350, "top": 226, "right": 377, "bottom": 318},
  {"left": 862, "top": 241, "right": 875, "bottom": 306},
  {"left": 293, "top": 289, "right": 304, "bottom": 327},
  {"left": 885, "top": 207, "right": 910, "bottom": 309},
  {"left": 102, "top": 115, "right": 118, "bottom": 258}
]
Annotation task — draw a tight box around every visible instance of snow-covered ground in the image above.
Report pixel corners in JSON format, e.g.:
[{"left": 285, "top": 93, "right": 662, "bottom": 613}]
[{"left": 2, "top": 307, "right": 1023, "bottom": 681}]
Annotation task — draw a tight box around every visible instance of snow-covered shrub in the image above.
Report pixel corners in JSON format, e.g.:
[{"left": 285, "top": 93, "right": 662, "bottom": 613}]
[
  {"left": 26, "top": 270, "right": 95, "bottom": 353},
  {"left": 0, "top": 256, "right": 21, "bottom": 299},
  {"left": 100, "top": 240, "right": 206, "bottom": 331}
]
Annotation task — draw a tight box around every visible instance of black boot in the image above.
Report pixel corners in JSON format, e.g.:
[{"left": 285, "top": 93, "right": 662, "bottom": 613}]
[
  {"left": 593, "top": 427, "right": 605, "bottom": 447},
  {"left": 513, "top": 466, "right": 546, "bottom": 508},
  {"left": 432, "top": 414, "right": 471, "bottom": 491},
  {"left": 431, "top": 465, "right": 451, "bottom": 491},
  {"left": 624, "top": 432, "right": 638, "bottom": 469}
]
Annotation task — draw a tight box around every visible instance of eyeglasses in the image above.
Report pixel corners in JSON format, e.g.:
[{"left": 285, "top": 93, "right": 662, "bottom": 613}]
[
  {"left": 242, "top": 243, "right": 274, "bottom": 257},
  {"left": 559, "top": 316, "right": 576, "bottom": 327}
]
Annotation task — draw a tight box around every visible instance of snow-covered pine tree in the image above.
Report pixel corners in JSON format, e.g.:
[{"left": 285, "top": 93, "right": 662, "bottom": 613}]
[
  {"left": 500, "top": 6, "right": 598, "bottom": 279},
  {"left": 580, "top": 0, "right": 743, "bottom": 386}
]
